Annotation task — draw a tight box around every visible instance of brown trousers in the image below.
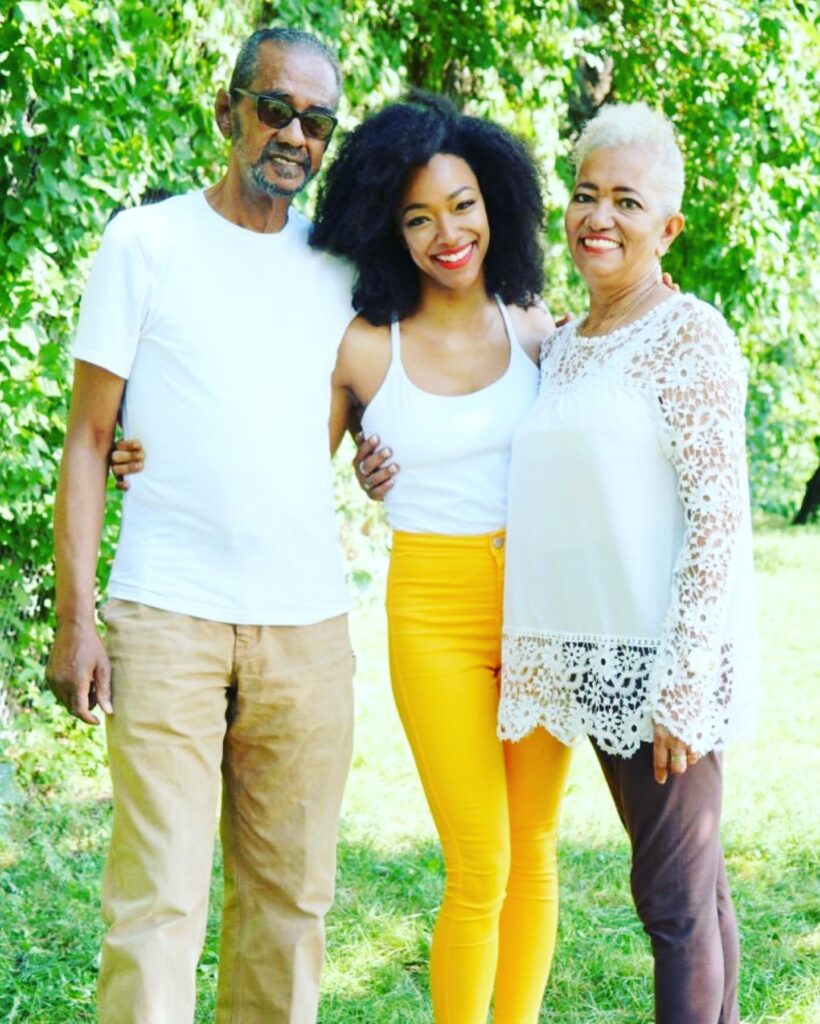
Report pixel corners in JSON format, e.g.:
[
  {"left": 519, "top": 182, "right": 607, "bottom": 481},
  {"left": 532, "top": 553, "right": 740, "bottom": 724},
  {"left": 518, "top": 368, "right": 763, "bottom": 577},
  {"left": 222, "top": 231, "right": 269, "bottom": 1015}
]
[
  {"left": 97, "top": 600, "right": 354, "bottom": 1024},
  {"left": 593, "top": 742, "right": 739, "bottom": 1024}
]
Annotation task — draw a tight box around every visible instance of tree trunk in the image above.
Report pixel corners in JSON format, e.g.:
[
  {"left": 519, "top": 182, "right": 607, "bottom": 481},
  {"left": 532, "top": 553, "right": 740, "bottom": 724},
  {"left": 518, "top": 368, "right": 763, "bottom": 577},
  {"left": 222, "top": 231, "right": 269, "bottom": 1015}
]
[{"left": 793, "top": 461, "right": 820, "bottom": 525}]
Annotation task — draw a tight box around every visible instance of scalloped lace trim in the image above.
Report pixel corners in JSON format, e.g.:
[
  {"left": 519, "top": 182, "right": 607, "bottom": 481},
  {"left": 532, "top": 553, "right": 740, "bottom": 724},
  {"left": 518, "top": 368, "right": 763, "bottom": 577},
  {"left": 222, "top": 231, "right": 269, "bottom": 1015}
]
[{"left": 498, "top": 631, "right": 756, "bottom": 757}]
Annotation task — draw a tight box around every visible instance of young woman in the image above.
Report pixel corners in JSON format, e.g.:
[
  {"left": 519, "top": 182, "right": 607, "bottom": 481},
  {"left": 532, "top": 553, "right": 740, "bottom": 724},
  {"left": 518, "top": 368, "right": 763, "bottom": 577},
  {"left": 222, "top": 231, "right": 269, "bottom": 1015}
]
[
  {"left": 115, "top": 93, "right": 572, "bottom": 1024},
  {"left": 314, "top": 94, "right": 573, "bottom": 1024}
]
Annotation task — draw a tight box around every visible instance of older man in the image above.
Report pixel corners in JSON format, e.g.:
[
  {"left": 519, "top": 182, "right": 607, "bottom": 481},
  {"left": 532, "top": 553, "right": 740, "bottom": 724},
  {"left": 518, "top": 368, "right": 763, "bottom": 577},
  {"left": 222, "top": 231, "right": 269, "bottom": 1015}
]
[{"left": 47, "top": 28, "right": 355, "bottom": 1024}]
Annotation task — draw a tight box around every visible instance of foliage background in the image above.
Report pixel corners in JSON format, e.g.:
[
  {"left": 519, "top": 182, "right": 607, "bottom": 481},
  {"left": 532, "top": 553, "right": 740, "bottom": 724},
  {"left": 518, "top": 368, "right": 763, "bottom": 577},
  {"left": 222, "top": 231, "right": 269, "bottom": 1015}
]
[{"left": 0, "top": 2, "right": 817, "bottom": 764}]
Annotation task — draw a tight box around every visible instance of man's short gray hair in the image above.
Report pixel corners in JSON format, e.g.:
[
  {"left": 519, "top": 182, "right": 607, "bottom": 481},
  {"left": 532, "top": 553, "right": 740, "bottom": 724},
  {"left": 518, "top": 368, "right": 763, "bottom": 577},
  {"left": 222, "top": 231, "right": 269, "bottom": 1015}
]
[
  {"left": 229, "top": 28, "right": 342, "bottom": 98},
  {"left": 572, "top": 102, "right": 685, "bottom": 213}
]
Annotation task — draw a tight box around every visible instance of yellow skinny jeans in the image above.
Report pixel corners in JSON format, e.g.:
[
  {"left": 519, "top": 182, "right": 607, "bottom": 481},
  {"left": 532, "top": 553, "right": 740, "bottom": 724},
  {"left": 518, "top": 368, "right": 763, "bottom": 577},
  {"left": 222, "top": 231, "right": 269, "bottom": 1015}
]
[{"left": 386, "top": 531, "right": 572, "bottom": 1024}]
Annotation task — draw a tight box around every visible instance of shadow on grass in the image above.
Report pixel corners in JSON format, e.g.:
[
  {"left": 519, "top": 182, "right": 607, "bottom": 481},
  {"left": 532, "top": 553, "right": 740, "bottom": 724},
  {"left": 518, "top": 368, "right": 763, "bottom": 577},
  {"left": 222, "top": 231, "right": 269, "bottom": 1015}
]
[
  {"left": 322, "top": 834, "right": 819, "bottom": 1024},
  {"left": 1, "top": 801, "right": 817, "bottom": 1024}
]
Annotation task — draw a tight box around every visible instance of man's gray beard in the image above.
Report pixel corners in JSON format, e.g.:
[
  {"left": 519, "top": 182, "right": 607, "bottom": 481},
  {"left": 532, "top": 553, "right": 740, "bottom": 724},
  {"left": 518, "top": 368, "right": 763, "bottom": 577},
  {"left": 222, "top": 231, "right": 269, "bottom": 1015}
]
[
  {"left": 247, "top": 145, "right": 315, "bottom": 198},
  {"left": 251, "top": 160, "right": 310, "bottom": 198}
]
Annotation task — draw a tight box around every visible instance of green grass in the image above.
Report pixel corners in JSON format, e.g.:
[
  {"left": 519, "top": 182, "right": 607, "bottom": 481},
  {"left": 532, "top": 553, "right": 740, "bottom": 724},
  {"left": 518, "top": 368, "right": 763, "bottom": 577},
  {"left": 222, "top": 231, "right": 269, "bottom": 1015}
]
[{"left": 1, "top": 525, "right": 818, "bottom": 1022}]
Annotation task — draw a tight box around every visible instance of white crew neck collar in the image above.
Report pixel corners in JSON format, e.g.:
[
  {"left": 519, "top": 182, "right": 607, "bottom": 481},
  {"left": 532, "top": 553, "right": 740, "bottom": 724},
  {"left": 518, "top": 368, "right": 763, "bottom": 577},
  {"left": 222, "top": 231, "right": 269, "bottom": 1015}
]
[{"left": 197, "top": 189, "right": 302, "bottom": 244}]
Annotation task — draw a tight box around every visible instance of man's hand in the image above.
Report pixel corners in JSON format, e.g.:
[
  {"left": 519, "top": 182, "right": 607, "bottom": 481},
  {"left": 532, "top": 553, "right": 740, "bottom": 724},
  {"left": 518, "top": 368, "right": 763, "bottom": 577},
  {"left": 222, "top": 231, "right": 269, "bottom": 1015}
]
[
  {"left": 47, "top": 621, "right": 113, "bottom": 725},
  {"left": 652, "top": 723, "right": 699, "bottom": 785},
  {"left": 353, "top": 433, "right": 398, "bottom": 500}
]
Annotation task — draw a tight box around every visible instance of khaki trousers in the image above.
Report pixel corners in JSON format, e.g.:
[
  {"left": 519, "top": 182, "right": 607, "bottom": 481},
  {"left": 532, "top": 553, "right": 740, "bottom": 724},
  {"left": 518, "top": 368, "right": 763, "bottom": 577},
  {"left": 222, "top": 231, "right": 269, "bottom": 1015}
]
[{"left": 97, "top": 600, "right": 354, "bottom": 1024}]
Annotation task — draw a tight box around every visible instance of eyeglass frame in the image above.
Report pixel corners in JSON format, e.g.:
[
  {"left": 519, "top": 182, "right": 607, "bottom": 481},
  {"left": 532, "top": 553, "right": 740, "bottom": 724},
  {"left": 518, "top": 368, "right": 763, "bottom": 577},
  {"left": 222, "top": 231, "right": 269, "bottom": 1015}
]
[{"left": 230, "top": 87, "right": 338, "bottom": 142}]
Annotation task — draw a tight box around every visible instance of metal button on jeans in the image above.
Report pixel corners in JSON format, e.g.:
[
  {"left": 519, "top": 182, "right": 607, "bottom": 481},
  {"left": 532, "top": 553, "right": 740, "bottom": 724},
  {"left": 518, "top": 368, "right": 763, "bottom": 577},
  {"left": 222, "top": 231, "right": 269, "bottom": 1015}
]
[{"left": 491, "top": 535, "right": 505, "bottom": 549}]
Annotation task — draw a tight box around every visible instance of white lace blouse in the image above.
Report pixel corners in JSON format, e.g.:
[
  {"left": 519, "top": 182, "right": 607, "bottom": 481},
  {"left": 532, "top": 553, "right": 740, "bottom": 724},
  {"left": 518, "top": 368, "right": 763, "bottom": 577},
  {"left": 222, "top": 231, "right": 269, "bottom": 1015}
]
[{"left": 499, "top": 292, "right": 758, "bottom": 757}]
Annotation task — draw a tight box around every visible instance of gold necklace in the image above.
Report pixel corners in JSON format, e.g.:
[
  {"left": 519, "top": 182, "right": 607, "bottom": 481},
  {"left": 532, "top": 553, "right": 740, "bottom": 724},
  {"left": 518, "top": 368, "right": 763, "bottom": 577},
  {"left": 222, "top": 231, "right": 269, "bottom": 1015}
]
[{"left": 583, "top": 276, "right": 663, "bottom": 336}]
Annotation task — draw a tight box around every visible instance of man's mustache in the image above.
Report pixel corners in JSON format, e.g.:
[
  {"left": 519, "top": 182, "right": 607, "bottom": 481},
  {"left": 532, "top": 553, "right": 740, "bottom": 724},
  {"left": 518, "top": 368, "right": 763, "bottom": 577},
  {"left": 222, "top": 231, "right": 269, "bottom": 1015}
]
[{"left": 259, "top": 141, "right": 310, "bottom": 171}]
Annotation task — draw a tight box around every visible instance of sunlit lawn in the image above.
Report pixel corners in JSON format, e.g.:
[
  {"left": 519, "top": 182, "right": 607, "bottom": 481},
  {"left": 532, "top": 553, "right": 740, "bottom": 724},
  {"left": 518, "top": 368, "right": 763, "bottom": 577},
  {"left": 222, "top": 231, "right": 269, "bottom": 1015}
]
[{"left": 1, "top": 525, "right": 817, "bottom": 1022}]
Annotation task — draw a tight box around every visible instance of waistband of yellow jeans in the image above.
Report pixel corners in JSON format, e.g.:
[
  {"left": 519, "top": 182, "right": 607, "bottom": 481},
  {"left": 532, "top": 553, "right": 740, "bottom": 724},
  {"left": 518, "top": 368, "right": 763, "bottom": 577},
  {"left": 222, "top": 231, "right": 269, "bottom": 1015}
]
[{"left": 391, "top": 529, "right": 506, "bottom": 552}]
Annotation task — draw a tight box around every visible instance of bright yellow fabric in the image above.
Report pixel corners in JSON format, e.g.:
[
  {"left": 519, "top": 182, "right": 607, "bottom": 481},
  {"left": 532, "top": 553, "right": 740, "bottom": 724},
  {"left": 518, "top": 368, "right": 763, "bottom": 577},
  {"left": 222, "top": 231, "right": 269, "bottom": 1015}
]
[{"left": 386, "top": 531, "right": 572, "bottom": 1024}]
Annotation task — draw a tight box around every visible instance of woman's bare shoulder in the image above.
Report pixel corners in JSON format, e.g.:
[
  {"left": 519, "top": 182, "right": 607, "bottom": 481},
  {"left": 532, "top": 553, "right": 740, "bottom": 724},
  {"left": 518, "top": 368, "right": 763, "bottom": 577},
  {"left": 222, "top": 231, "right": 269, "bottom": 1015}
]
[
  {"left": 508, "top": 301, "right": 555, "bottom": 362},
  {"left": 337, "top": 316, "right": 393, "bottom": 400},
  {"left": 342, "top": 315, "right": 391, "bottom": 347},
  {"left": 339, "top": 316, "right": 390, "bottom": 364}
]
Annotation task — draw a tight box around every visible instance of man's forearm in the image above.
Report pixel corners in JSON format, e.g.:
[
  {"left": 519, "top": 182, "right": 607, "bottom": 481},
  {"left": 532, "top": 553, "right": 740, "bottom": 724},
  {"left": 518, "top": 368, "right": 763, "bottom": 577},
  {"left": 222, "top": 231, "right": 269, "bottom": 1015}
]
[
  {"left": 53, "top": 432, "right": 111, "bottom": 625},
  {"left": 48, "top": 360, "right": 124, "bottom": 721}
]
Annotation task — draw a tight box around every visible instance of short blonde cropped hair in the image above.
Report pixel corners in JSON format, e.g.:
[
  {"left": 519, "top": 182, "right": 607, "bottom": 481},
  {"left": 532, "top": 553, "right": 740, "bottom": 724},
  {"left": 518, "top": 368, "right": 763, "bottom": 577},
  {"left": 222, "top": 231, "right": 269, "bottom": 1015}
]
[{"left": 572, "top": 102, "right": 685, "bottom": 214}]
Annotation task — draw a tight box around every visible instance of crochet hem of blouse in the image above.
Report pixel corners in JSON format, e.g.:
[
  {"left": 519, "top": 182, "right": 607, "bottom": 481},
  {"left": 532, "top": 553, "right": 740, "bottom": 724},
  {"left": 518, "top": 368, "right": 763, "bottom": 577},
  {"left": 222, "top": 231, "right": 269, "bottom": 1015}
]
[{"left": 498, "top": 630, "right": 759, "bottom": 757}]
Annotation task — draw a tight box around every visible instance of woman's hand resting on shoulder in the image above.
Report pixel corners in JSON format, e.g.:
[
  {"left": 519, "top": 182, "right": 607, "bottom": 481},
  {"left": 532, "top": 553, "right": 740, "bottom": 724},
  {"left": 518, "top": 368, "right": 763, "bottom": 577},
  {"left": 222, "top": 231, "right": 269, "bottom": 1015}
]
[{"left": 110, "top": 439, "right": 144, "bottom": 491}]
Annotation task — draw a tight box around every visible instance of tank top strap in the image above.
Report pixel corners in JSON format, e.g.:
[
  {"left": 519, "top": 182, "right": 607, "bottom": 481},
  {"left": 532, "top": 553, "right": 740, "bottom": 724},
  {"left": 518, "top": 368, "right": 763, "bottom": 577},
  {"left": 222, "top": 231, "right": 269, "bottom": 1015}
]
[
  {"left": 389, "top": 315, "right": 402, "bottom": 361},
  {"left": 493, "top": 294, "right": 514, "bottom": 341},
  {"left": 495, "top": 294, "right": 529, "bottom": 366}
]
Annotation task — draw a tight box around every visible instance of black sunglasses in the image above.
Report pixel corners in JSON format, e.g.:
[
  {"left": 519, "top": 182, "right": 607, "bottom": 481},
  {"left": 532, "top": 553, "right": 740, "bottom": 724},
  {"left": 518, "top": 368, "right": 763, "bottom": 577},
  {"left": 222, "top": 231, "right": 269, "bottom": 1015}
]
[{"left": 232, "top": 88, "right": 337, "bottom": 141}]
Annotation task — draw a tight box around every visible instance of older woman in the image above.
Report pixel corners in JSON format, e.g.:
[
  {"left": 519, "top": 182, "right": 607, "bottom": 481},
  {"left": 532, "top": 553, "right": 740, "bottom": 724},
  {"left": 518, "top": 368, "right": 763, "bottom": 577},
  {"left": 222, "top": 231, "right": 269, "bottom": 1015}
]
[{"left": 499, "top": 102, "right": 758, "bottom": 1023}]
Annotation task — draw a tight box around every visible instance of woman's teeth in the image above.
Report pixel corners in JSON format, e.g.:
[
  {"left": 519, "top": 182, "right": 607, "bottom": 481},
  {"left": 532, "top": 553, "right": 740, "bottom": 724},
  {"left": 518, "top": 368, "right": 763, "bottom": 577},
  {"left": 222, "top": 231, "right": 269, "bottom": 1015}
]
[
  {"left": 434, "top": 244, "right": 472, "bottom": 263},
  {"left": 583, "top": 237, "right": 620, "bottom": 251}
]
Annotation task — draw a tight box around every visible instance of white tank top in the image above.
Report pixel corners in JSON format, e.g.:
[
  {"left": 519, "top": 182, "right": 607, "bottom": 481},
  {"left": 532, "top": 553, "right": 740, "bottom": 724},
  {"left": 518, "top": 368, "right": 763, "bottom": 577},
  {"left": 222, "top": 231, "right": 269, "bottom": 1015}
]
[{"left": 361, "top": 296, "right": 540, "bottom": 535}]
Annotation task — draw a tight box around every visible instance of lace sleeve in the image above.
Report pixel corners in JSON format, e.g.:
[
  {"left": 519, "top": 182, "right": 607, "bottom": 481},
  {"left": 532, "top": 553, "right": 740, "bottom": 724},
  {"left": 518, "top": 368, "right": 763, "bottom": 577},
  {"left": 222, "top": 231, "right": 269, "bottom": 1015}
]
[
  {"left": 539, "top": 318, "right": 567, "bottom": 380},
  {"left": 649, "top": 306, "right": 750, "bottom": 755},
  {"left": 538, "top": 320, "right": 557, "bottom": 366}
]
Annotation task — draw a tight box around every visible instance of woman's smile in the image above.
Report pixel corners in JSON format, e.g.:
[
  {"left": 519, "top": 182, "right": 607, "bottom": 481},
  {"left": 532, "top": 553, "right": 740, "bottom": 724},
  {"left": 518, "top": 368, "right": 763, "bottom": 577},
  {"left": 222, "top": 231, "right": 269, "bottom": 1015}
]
[
  {"left": 431, "top": 242, "right": 476, "bottom": 269},
  {"left": 580, "top": 234, "right": 621, "bottom": 254}
]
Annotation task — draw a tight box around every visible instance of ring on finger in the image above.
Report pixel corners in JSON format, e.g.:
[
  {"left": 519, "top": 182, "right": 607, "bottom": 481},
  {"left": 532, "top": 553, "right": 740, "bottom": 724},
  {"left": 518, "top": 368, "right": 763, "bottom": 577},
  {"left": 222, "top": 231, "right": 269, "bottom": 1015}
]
[
  {"left": 669, "top": 753, "right": 686, "bottom": 764},
  {"left": 364, "top": 479, "right": 374, "bottom": 491},
  {"left": 358, "top": 461, "right": 367, "bottom": 474}
]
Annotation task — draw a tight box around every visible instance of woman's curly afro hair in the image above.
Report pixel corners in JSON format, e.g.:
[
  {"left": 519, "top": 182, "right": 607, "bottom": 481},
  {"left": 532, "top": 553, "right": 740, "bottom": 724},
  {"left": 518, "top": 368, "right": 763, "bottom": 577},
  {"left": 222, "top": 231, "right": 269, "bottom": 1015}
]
[{"left": 310, "top": 91, "right": 545, "bottom": 325}]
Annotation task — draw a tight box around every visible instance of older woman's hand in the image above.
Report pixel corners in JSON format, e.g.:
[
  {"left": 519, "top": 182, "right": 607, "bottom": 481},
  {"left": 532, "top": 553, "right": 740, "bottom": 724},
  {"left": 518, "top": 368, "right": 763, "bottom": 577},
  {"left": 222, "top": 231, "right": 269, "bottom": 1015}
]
[
  {"left": 353, "top": 433, "right": 398, "bottom": 500},
  {"left": 652, "top": 723, "right": 700, "bottom": 785}
]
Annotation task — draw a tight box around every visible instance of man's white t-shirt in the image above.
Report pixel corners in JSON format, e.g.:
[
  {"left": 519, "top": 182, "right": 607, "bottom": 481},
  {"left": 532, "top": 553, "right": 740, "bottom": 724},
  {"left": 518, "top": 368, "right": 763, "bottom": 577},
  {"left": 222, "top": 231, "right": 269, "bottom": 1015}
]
[{"left": 74, "top": 190, "right": 355, "bottom": 625}]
